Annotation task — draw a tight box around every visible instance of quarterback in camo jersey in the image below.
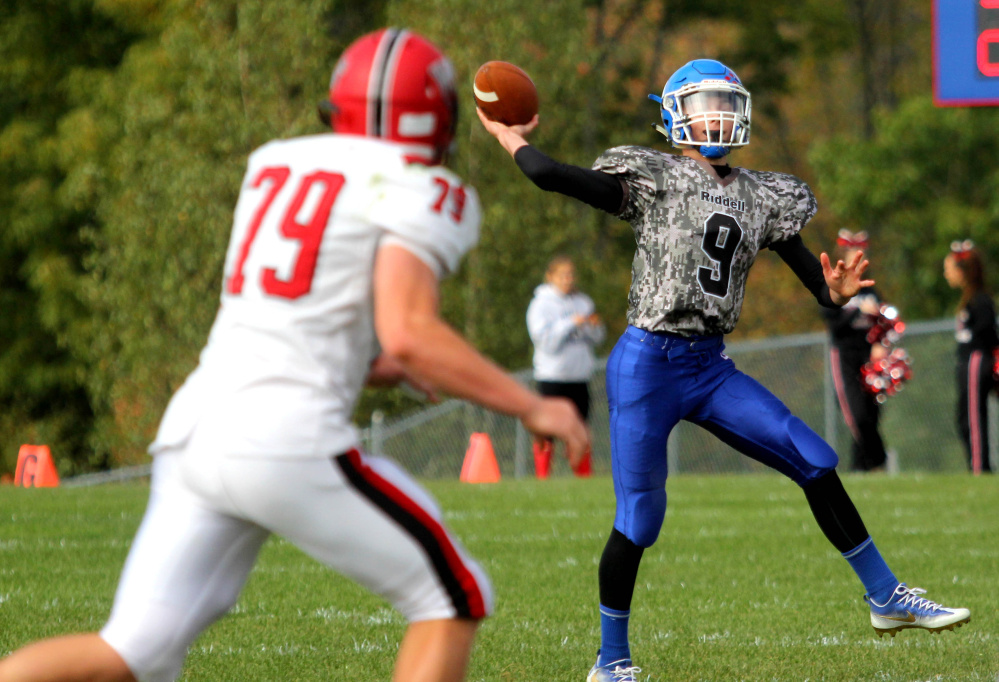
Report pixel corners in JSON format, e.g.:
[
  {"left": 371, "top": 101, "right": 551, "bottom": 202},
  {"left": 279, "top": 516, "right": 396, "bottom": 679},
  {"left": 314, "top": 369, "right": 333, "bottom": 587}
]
[
  {"left": 594, "top": 145, "right": 816, "bottom": 335},
  {"left": 478, "top": 58, "right": 970, "bottom": 682}
]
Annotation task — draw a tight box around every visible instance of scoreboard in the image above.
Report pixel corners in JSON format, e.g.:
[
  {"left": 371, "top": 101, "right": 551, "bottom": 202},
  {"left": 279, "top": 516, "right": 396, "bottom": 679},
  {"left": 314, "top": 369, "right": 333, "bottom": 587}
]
[{"left": 934, "top": 0, "right": 999, "bottom": 105}]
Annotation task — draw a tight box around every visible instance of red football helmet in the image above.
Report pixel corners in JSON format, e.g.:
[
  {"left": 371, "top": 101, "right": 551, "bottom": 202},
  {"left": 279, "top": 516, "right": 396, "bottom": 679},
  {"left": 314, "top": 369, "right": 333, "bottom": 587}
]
[{"left": 322, "top": 28, "right": 458, "bottom": 163}]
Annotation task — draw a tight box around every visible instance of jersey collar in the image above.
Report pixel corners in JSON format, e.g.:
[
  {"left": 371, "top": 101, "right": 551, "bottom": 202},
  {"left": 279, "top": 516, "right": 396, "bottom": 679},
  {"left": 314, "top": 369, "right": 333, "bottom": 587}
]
[{"left": 686, "top": 154, "right": 741, "bottom": 188}]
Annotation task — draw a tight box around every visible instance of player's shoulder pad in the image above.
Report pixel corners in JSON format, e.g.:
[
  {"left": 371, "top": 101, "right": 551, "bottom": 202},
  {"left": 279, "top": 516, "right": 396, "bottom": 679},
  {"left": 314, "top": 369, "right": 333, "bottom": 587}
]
[
  {"left": 592, "top": 144, "right": 670, "bottom": 179},
  {"left": 594, "top": 144, "right": 668, "bottom": 165},
  {"left": 740, "top": 168, "right": 813, "bottom": 198},
  {"left": 243, "top": 134, "right": 354, "bottom": 177},
  {"left": 742, "top": 168, "right": 818, "bottom": 225},
  {"left": 367, "top": 158, "right": 481, "bottom": 278}
]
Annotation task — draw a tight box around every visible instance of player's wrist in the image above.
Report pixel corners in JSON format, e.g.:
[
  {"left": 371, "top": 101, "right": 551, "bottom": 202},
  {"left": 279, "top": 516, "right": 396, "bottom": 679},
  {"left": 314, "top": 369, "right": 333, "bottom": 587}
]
[
  {"left": 498, "top": 129, "right": 528, "bottom": 157},
  {"left": 516, "top": 393, "right": 545, "bottom": 422}
]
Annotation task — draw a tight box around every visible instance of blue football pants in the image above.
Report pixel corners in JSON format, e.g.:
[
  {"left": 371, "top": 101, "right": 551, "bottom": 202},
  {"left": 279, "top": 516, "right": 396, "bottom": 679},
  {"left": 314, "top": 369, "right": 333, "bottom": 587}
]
[{"left": 606, "top": 326, "right": 839, "bottom": 547}]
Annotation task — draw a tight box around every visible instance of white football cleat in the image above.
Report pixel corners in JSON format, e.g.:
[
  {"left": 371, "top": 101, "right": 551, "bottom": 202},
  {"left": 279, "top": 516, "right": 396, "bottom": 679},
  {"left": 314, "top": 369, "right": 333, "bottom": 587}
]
[
  {"left": 866, "top": 583, "right": 971, "bottom": 637},
  {"left": 587, "top": 657, "right": 642, "bottom": 682}
]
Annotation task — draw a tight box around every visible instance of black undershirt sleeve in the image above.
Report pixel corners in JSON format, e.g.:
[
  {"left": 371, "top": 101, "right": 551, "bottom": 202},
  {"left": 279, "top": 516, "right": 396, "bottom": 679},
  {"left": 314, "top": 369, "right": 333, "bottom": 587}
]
[
  {"left": 513, "top": 145, "right": 626, "bottom": 214},
  {"left": 513, "top": 145, "right": 838, "bottom": 309},
  {"left": 771, "top": 234, "right": 838, "bottom": 308}
]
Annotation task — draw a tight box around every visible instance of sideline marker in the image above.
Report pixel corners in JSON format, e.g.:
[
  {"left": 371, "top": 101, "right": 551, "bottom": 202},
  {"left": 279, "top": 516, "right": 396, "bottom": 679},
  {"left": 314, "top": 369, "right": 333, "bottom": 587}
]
[
  {"left": 14, "top": 444, "right": 60, "bottom": 488},
  {"left": 460, "top": 433, "right": 501, "bottom": 483}
]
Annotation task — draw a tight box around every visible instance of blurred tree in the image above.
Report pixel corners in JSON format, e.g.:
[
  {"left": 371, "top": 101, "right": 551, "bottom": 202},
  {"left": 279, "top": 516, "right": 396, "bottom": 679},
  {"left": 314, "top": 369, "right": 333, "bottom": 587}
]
[
  {"left": 387, "top": 0, "right": 617, "bottom": 369},
  {"left": 72, "top": 0, "right": 385, "bottom": 464},
  {"left": 0, "top": 0, "right": 980, "bottom": 473},
  {"left": 0, "top": 0, "right": 141, "bottom": 474},
  {"left": 811, "top": 97, "right": 999, "bottom": 320}
]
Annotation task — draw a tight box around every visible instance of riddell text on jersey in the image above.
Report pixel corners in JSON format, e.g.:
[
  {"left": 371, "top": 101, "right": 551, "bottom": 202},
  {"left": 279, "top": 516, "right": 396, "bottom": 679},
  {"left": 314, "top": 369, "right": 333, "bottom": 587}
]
[{"left": 700, "top": 191, "right": 746, "bottom": 213}]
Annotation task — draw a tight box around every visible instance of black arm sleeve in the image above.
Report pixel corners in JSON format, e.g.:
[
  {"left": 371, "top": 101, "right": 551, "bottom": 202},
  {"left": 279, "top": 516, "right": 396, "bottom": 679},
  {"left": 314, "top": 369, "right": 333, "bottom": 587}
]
[
  {"left": 770, "top": 235, "right": 838, "bottom": 308},
  {"left": 821, "top": 300, "right": 860, "bottom": 332},
  {"left": 513, "top": 145, "right": 626, "bottom": 214}
]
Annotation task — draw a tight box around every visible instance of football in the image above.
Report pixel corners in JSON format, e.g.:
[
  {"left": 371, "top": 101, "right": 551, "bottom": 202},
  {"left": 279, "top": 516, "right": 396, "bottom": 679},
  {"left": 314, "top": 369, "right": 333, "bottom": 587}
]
[{"left": 473, "top": 61, "right": 539, "bottom": 126}]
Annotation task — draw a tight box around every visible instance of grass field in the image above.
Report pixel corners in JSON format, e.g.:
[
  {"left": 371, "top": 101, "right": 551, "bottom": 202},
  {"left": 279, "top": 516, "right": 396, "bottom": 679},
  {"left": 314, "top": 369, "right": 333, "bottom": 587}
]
[{"left": 1, "top": 473, "right": 996, "bottom": 681}]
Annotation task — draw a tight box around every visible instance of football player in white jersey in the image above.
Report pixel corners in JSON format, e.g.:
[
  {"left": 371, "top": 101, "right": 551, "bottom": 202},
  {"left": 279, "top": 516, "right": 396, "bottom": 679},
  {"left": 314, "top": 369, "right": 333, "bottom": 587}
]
[{"left": 0, "top": 28, "right": 588, "bottom": 682}]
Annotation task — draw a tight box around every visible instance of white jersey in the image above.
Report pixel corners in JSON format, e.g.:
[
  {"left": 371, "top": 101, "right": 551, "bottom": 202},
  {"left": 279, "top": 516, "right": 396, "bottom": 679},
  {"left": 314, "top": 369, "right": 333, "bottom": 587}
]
[{"left": 150, "top": 134, "right": 480, "bottom": 457}]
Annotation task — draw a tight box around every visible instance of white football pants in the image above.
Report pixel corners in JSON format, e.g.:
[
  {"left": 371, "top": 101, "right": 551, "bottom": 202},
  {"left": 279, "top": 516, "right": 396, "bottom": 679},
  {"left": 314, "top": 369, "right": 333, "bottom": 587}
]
[{"left": 100, "top": 445, "right": 492, "bottom": 682}]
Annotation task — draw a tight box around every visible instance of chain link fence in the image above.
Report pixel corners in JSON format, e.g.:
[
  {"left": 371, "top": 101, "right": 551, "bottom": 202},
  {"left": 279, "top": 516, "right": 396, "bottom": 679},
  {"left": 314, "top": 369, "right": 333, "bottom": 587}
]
[{"left": 360, "top": 318, "right": 989, "bottom": 478}]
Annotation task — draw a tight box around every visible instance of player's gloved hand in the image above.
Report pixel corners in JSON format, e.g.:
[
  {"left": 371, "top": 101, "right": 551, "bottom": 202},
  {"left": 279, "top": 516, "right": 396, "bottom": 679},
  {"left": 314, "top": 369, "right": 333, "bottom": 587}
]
[
  {"left": 521, "top": 396, "right": 590, "bottom": 469},
  {"left": 821, "top": 249, "right": 875, "bottom": 306}
]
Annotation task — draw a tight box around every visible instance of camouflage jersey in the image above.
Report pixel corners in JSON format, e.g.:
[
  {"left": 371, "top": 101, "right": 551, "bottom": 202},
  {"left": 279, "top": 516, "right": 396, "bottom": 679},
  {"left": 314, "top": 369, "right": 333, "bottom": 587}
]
[{"left": 593, "top": 146, "right": 817, "bottom": 336}]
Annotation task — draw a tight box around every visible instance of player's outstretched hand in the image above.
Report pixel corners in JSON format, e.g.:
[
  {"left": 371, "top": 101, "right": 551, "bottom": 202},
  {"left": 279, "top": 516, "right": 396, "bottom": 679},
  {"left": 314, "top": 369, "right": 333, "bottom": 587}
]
[
  {"left": 476, "top": 107, "right": 539, "bottom": 158},
  {"left": 521, "top": 397, "right": 590, "bottom": 468},
  {"left": 821, "top": 250, "right": 875, "bottom": 306}
]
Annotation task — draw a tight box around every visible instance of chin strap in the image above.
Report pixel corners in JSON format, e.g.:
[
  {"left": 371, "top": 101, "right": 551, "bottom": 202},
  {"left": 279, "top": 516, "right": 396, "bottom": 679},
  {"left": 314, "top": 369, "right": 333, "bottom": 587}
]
[{"left": 698, "top": 145, "right": 730, "bottom": 159}]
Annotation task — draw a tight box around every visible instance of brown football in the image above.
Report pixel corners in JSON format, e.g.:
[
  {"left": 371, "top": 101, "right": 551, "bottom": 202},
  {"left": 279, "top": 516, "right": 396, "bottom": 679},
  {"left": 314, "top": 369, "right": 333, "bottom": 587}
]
[{"left": 473, "top": 61, "right": 539, "bottom": 126}]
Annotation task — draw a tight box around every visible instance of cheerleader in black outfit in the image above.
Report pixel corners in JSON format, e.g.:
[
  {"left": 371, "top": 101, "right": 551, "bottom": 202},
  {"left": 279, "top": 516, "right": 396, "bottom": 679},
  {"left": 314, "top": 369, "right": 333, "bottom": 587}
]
[
  {"left": 943, "top": 240, "right": 998, "bottom": 474},
  {"left": 822, "top": 231, "right": 889, "bottom": 472}
]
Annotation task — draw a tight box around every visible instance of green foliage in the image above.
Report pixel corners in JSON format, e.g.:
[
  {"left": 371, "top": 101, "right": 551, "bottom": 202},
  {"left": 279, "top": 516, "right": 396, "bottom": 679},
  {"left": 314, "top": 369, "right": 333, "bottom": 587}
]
[
  {"left": 1, "top": 0, "right": 386, "bottom": 468},
  {"left": 810, "top": 98, "right": 999, "bottom": 317},
  {"left": 2, "top": 474, "right": 996, "bottom": 678},
  {"left": 0, "top": 0, "right": 991, "bottom": 471},
  {"left": 76, "top": 0, "right": 334, "bottom": 459},
  {"left": 0, "top": 0, "right": 139, "bottom": 475},
  {"left": 391, "top": 0, "right": 627, "bottom": 367}
]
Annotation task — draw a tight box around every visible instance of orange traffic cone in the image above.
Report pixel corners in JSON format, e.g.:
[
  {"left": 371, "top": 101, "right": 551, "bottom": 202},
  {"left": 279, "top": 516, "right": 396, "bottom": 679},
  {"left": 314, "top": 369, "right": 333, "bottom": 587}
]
[
  {"left": 460, "top": 433, "right": 501, "bottom": 483},
  {"left": 14, "top": 444, "right": 60, "bottom": 488}
]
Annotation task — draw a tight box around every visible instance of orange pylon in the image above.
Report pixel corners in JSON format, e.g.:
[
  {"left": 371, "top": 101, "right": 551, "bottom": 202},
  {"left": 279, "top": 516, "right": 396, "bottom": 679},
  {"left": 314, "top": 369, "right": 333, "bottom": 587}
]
[
  {"left": 14, "top": 445, "right": 60, "bottom": 488},
  {"left": 460, "top": 433, "right": 501, "bottom": 483}
]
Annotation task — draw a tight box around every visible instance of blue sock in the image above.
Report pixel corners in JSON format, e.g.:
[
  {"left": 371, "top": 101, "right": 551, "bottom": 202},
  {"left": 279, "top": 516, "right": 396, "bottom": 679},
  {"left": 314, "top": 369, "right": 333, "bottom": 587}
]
[
  {"left": 598, "top": 605, "right": 631, "bottom": 666},
  {"left": 843, "top": 536, "right": 898, "bottom": 603}
]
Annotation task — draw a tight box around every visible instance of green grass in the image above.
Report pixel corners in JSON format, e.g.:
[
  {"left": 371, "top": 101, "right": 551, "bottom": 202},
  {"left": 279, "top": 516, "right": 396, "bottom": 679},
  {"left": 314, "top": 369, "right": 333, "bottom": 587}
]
[{"left": 1, "top": 473, "right": 997, "bottom": 681}]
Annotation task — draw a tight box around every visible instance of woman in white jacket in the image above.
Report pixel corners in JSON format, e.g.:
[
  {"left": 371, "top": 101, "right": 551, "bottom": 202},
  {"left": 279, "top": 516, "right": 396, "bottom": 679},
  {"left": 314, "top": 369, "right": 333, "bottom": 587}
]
[{"left": 527, "top": 256, "right": 605, "bottom": 477}]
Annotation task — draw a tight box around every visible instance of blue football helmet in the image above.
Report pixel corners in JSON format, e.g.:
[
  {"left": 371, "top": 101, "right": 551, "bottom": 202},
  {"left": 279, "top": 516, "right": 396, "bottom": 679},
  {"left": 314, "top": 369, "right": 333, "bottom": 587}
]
[{"left": 648, "top": 59, "right": 751, "bottom": 159}]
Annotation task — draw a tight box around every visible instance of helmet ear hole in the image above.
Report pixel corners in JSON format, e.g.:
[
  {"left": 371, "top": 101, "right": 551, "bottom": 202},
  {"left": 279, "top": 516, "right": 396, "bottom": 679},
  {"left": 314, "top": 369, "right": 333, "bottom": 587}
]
[{"left": 660, "top": 107, "right": 681, "bottom": 143}]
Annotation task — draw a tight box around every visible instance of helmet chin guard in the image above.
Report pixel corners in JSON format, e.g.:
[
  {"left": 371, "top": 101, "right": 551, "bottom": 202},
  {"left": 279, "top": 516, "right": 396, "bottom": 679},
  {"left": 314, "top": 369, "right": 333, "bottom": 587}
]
[
  {"left": 696, "top": 144, "right": 731, "bottom": 159},
  {"left": 649, "top": 59, "right": 751, "bottom": 159}
]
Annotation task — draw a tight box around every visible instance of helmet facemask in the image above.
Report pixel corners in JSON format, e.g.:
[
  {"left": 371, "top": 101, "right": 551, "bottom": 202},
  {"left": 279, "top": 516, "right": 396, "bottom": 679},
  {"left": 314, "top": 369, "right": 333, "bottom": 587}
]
[{"left": 651, "top": 70, "right": 752, "bottom": 159}]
